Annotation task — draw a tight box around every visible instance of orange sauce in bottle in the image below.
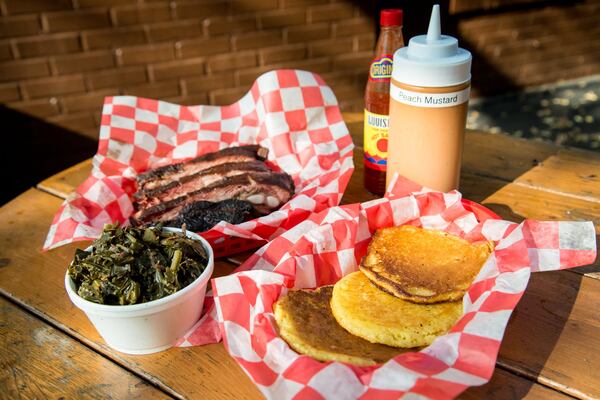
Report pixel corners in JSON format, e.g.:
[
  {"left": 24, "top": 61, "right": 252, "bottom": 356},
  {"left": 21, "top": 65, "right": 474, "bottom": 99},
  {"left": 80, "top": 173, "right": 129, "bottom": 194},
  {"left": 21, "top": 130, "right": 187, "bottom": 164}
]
[
  {"left": 363, "top": 9, "right": 404, "bottom": 196},
  {"left": 386, "top": 5, "right": 472, "bottom": 192}
]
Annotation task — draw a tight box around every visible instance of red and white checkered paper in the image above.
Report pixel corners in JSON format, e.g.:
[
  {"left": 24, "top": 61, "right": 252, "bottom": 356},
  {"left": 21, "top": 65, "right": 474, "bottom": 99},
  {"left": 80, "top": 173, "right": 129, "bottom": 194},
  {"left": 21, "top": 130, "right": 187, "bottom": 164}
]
[
  {"left": 187, "top": 175, "right": 596, "bottom": 399},
  {"left": 43, "top": 70, "right": 354, "bottom": 252}
]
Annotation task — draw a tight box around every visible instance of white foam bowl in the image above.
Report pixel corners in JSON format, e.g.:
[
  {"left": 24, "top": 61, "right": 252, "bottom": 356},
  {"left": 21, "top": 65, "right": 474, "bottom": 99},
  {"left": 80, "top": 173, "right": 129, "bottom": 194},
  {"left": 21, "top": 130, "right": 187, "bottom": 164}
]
[{"left": 65, "top": 227, "right": 214, "bottom": 355}]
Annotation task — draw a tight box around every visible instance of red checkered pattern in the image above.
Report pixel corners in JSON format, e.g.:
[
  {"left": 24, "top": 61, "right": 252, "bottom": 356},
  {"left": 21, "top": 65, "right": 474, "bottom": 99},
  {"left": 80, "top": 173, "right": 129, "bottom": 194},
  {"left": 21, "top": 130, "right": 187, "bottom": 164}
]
[
  {"left": 43, "top": 70, "right": 354, "bottom": 251},
  {"left": 194, "top": 175, "right": 596, "bottom": 399}
]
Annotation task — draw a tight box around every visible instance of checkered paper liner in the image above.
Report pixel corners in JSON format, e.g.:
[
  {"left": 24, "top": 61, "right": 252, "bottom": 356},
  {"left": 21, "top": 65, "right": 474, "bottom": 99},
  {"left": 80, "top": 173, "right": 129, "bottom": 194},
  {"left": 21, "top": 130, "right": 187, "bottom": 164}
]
[
  {"left": 185, "top": 175, "right": 596, "bottom": 399},
  {"left": 43, "top": 70, "right": 354, "bottom": 253}
]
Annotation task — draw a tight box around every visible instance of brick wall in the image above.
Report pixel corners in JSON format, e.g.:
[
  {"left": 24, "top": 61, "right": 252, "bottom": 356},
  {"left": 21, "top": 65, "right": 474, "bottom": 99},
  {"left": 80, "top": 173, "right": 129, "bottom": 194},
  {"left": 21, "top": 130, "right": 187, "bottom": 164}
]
[
  {"left": 0, "top": 0, "right": 375, "bottom": 139},
  {"left": 1, "top": 0, "right": 600, "bottom": 140},
  {"left": 456, "top": 0, "right": 600, "bottom": 96}
]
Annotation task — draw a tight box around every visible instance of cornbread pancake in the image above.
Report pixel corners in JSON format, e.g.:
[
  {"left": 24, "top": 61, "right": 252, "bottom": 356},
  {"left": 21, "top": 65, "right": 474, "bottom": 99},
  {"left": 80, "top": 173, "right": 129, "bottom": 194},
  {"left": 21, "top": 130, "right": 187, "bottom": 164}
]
[
  {"left": 331, "top": 272, "right": 462, "bottom": 348},
  {"left": 274, "top": 286, "right": 404, "bottom": 366},
  {"left": 360, "top": 225, "right": 494, "bottom": 303}
]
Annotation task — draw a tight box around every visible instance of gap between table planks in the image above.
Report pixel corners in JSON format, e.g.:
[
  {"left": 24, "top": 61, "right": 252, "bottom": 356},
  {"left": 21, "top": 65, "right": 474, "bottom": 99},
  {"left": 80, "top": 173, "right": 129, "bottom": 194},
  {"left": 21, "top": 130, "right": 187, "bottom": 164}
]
[
  {"left": 0, "top": 189, "right": 577, "bottom": 399},
  {"left": 0, "top": 296, "right": 170, "bottom": 399}
]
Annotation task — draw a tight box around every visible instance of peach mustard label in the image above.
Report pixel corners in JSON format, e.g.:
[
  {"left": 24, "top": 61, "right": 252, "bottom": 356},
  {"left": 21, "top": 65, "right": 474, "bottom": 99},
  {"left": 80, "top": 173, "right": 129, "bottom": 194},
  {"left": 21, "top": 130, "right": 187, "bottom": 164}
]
[{"left": 390, "top": 84, "right": 470, "bottom": 108}]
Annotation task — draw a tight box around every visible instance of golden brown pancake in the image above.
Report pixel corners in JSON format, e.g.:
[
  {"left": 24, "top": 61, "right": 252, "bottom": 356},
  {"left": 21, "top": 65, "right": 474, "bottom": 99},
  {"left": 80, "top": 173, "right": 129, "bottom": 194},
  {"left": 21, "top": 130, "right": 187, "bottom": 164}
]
[
  {"left": 273, "top": 286, "right": 405, "bottom": 366},
  {"left": 331, "top": 271, "right": 462, "bottom": 348},
  {"left": 360, "top": 225, "right": 494, "bottom": 303}
]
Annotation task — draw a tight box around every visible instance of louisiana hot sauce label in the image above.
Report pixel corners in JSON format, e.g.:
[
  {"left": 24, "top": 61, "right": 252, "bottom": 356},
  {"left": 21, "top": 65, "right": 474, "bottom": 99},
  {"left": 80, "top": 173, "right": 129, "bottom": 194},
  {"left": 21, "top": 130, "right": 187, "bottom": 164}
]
[
  {"left": 369, "top": 55, "right": 393, "bottom": 81},
  {"left": 363, "top": 110, "right": 389, "bottom": 171}
]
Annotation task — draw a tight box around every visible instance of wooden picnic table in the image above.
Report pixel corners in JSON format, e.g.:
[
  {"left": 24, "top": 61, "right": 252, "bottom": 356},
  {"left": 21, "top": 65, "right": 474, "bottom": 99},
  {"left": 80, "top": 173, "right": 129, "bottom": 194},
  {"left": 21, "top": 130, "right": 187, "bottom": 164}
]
[{"left": 1, "top": 112, "right": 599, "bottom": 399}]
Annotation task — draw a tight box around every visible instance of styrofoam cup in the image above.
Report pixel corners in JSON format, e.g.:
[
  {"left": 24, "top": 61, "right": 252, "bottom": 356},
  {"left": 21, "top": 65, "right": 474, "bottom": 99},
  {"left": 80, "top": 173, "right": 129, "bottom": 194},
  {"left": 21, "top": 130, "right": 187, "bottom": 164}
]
[{"left": 65, "top": 227, "right": 214, "bottom": 355}]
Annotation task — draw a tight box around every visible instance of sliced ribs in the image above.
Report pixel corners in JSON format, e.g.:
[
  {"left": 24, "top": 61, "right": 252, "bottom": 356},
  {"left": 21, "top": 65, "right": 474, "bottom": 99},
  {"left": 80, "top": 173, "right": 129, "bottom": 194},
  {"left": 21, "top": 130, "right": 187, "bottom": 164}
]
[
  {"left": 137, "top": 145, "right": 268, "bottom": 192},
  {"left": 132, "top": 171, "right": 294, "bottom": 225},
  {"left": 135, "top": 160, "right": 271, "bottom": 209},
  {"left": 132, "top": 145, "right": 294, "bottom": 231}
]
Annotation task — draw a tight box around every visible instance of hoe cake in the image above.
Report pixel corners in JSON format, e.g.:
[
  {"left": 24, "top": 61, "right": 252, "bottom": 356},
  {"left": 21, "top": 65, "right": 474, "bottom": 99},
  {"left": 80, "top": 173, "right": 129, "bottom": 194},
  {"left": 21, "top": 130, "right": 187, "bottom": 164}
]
[
  {"left": 360, "top": 225, "right": 494, "bottom": 304},
  {"left": 274, "top": 286, "right": 405, "bottom": 366},
  {"left": 331, "top": 271, "right": 463, "bottom": 348}
]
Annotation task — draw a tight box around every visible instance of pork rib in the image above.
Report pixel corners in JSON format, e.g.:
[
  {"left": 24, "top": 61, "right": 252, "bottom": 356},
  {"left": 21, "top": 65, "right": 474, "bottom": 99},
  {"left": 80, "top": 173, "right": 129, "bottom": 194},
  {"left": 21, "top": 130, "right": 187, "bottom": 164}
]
[
  {"left": 135, "top": 161, "right": 271, "bottom": 209},
  {"left": 131, "top": 171, "right": 294, "bottom": 225},
  {"left": 137, "top": 145, "right": 268, "bottom": 191},
  {"left": 163, "top": 199, "right": 257, "bottom": 232}
]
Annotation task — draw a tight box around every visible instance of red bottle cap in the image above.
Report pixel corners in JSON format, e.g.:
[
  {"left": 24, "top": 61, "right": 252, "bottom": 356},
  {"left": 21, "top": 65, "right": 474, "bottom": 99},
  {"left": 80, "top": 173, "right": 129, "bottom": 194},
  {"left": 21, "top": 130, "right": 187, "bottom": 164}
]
[{"left": 380, "top": 9, "right": 403, "bottom": 27}]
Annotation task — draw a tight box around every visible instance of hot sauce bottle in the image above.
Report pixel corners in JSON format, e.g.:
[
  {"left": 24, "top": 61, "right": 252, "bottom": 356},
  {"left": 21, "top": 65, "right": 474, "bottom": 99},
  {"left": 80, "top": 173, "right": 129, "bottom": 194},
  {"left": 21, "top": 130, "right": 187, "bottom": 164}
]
[{"left": 364, "top": 9, "right": 404, "bottom": 196}]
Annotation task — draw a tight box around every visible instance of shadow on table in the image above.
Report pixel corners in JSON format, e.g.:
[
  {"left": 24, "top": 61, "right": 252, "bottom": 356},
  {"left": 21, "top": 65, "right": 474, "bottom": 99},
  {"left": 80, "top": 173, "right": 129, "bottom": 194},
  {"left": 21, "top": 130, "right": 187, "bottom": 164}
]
[
  {"left": 479, "top": 203, "right": 527, "bottom": 223},
  {"left": 0, "top": 105, "right": 97, "bottom": 206},
  {"left": 571, "top": 234, "right": 600, "bottom": 276},
  {"left": 460, "top": 266, "right": 581, "bottom": 399},
  {"left": 495, "top": 270, "right": 582, "bottom": 398},
  {"left": 458, "top": 177, "right": 508, "bottom": 205},
  {"left": 461, "top": 202, "right": 585, "bottom": 398}
]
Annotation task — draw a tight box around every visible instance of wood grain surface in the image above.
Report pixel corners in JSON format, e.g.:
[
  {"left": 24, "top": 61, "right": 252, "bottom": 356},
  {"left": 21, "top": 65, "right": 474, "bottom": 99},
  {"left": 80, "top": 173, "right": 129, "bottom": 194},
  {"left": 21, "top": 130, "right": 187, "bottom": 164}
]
[
  {"left": 0, "top": 296, "right": 168, "bottom": 399},
  {"left": 0, "top": 190, "right": 261, "bottom": 400},
  {"left": 5, "top": 112, "right": 599, "bottom": 399},
  {"left": 0, "top": 189, "right": 594, "bottom": 399},
  {"left": 498, "top": 270, "right": 600, "bottom": 399},
  {"left": 515, "top": 150, "right": 600, "bottom": 203},
  {"left": 459, "top": 369, "right": 569, "bottom": 400},
  {"left": 37, "top": 158, "right": 92, "bottom": 199}
]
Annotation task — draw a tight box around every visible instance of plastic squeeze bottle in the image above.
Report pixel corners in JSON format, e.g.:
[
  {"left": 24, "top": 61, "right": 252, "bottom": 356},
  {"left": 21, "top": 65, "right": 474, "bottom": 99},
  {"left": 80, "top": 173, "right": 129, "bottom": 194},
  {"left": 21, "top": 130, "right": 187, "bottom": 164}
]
[
  {"left": 386, "top": 5, "right": 472, "bottom": 192},
  {"left": 363, "top": 9, "right": 404, "bottom": 196}
]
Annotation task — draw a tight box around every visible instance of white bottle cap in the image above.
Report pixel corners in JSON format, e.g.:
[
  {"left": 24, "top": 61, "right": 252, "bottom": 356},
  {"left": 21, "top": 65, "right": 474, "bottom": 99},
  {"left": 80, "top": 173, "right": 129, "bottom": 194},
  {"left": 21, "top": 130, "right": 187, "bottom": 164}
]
[{"left": 392, "top": 4, "right": 472, "bottom": 87}]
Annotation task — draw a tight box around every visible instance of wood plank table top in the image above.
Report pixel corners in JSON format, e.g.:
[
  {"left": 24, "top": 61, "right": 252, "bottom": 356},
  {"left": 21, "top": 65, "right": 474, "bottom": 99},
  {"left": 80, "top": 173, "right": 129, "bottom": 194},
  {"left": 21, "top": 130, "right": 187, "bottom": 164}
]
[{"left": 3, "top": 112, "right": 600, "bottom": 399}]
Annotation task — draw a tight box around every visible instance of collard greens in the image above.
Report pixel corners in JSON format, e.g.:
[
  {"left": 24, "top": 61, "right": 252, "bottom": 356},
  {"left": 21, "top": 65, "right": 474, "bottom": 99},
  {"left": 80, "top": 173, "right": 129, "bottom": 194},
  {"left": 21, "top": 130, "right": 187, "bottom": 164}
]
[{"left": 68, "top": 224, "right": 208, "bottom": 305}]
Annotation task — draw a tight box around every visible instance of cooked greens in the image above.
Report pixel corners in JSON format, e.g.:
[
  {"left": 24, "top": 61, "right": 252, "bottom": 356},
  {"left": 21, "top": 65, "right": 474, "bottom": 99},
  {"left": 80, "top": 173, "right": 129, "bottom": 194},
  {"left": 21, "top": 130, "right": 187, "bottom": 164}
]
[{"left": 68, "top": 223, "right": 208, "bottom": 305}]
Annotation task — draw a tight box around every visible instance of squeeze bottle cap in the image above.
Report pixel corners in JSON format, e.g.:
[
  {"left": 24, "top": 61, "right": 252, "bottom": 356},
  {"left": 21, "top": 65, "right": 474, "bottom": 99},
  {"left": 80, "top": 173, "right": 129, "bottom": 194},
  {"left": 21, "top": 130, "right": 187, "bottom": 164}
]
[{"left": 391, "top": 4, "right": 472, "bottom": 87}]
